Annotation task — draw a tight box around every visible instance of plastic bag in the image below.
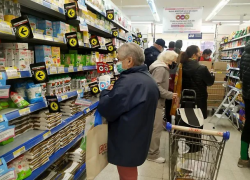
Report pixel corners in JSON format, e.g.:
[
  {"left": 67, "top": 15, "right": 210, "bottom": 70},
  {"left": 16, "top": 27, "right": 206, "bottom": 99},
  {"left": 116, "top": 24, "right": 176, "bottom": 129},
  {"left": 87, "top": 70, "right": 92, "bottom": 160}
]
[
  {"left": 10, "top": 92, "right": 29, "bottom": 108},
  {"left": 15, "top": 83, "right": 27, "bottom": 100}
]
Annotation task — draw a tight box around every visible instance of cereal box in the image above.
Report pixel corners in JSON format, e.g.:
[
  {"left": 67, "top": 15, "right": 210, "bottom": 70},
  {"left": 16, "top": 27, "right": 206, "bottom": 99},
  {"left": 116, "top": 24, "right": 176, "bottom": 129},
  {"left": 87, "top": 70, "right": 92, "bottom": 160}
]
[{"left": 51, "top": 47, "right": 60, "bottom": 65}]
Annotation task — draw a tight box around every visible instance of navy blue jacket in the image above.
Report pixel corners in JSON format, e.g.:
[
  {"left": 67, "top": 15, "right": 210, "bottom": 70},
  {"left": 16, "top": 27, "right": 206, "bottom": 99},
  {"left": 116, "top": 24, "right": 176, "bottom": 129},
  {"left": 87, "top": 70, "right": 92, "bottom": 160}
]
[
  {"left": 144, "top": 46, "right": 161, "bottom": 69},
  {"left": 97, "top": 65, "right": 159, "bottom": 167}
]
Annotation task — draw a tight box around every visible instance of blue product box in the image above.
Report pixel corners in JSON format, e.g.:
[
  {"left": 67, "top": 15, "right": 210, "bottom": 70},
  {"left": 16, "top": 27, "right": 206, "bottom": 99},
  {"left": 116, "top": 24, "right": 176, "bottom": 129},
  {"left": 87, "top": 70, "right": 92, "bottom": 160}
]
[
  {"left": 38, "top": 20, "right": 53, "bottom": 36},
  {"left": 34, "top": 45, "right": 52, "bottom": 65},
  {"left": 27, "top": 15, "right": 37, "bottom": 31},
  {"left": 52, "top": 21, "right": 66, "bottom": 37}
]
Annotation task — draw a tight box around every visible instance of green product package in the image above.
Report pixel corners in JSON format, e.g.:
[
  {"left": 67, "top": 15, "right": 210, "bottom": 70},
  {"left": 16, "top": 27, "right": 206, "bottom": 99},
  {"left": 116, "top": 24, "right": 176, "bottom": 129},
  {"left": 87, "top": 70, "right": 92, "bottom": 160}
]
[
  {"left": 69, "top": 50, "right": 78, "bottom": 67},
  {"left": 8, "top": 100, "right": 18, "bottom": 108},
  {"left": 81, "top": 55, "right": 86, "bottom": 66},
  {"left": 17, "top": 168, "right": 32, "bottom": 180},
  {"left": 76, "top": 55, "right": 82, "bottom": 67},
  {"left": 0, "top": 101, "right": 9, "bottom": 109},
  {"left": 64, "top": 54, "right": 74, "bottom": 67},
  {"left": 77, "top": 32, "right": 82, "bottom": 40},
  {"left": 86, "top": 55, "right": 91, "bottom": 66},
  {"left": 60, "top": 54, "right": 65, "bottom": 65},
  {"left": 0, "top": 137, "right": 14, "bottom": 146}
]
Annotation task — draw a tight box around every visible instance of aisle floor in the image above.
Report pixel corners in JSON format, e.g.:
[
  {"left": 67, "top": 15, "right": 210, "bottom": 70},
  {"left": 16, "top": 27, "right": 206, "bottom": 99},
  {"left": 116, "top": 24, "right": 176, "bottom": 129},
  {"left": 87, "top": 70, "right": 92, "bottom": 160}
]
[{"left": 94, "top": 117, "right": 250, "bottom": 180}]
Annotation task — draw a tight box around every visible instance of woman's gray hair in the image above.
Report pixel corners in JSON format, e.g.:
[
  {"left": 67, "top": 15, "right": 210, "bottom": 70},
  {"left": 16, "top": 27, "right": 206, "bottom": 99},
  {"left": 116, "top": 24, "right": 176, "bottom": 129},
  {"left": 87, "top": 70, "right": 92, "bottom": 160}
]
[
  {"left": 157, "top": 51, "right": 178, "bottom": 64},
  {"left": 117, "top": 43, "right": 145, "bottom": 66}
]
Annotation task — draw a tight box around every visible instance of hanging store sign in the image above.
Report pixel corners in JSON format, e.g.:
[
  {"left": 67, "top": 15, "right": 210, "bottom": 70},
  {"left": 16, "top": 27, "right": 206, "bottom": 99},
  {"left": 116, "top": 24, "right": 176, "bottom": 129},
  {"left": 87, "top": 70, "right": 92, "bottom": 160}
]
[
  {"left": 112, "top": 28, "right": 119, "bottom": 37},
  {"left": 107, "top": 62, "right": 114, "bottom": 72},
  {"left": 64, "top": 3, "right": 77, "bottom": 20},
  {"left": 188, "top": 33, "right": 202, "bottom": 39},
  {"left": 46, "top": 96, "right": 60, "bottom": 113},
  {"left": 89, "top": 35, "right": 100, "bottom": 48},
  {"left": 30, "top": 62, "right": 48, "bottom": 84},
  {"left": 11, "top": 16, "right": 33, "bottom": 39},
  {"left": 105, "top": 42, "right": 115, "bottom": 52},
  {"left": 106, "top": 9, "right": 114, "bottom": 20},
  {"left": 65, "top": 32, "right": 79, "bottom": 48},
  {"left": 163, "top": 7, "right": 203, "bottom": 33},
  {"left": 89, "top": 82, "right": 100, "bottom": 95}
]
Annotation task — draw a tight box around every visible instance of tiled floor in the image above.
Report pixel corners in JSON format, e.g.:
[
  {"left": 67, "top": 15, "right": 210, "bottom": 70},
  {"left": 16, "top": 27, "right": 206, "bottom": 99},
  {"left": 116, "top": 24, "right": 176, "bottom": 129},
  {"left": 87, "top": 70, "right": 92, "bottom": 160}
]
[{"left": 94, "top": 117, "right": 250, "bottom": 180}]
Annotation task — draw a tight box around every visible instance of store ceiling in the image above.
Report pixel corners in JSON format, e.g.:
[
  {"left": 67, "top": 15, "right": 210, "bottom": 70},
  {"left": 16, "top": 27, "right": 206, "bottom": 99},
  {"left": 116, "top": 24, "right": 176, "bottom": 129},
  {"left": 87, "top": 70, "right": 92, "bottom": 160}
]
[{"left": 111, "top": 0, "right": 250, "bottom": 23}]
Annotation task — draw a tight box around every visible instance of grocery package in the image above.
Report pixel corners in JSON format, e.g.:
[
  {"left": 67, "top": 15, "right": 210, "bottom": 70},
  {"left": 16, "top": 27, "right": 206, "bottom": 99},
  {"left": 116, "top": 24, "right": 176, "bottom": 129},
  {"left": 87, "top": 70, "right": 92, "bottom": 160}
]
[
  {"left": 60, "top": 100, "right": 81, "bottom": 116},
  {"left": 9, "top": 115, "right": 33, "bottom": 137},
  {"left": 34, "top": 45, "right": 53, "bottom": 65},
  {"left": 26, "top": 83, "right": 43, "bottom": 103},
  {"left": 67, "top": 147, "right": 86, "bottom": 163},
  {"left": 38, "top": 20, "right": 53, "bottom": 36},
  {"left": 10, "top": 92, "right": 29, "bottom": 108}
]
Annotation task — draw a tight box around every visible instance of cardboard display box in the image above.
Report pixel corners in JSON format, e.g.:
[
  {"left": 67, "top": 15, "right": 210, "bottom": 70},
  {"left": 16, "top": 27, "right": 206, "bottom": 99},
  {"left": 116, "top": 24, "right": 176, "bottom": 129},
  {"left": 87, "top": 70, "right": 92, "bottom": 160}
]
[
  {"left": 207, "top": 88, "right": 225, "bottom": 95},
  {"left": 214, "top": 73, "right": 226, "bottom": 81},
  {"left": 208, "top": 94, "right": 224, "bottom": 100},
  {"left": 199, "top": 61, "right": 212, "bottom": 70},
  {"left": 213, "top": 62, "right": 227, "bottom": 71},
  {"left": 207, "top": 100, "right": 222, "bottom": 107},
  {"left": 208, "top": 82, "right": 225, "bottom": 89}
]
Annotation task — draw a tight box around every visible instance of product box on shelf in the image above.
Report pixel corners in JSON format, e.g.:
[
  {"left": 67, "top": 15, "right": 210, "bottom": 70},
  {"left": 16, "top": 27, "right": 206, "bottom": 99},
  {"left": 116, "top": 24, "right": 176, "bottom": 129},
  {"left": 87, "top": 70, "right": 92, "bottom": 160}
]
[
  {"left": 51, "top": 47, "right": 60, "bottom": 65},
  {"left": 52, "top": 21, "right": 66, "bottom": 37},
  {"left": 27, "top": 15, "right": 37, "bottom": 31},
  {"left": 35, "top": 45, "right": 53, "bottom": 65},
  {"left": 38, "top": 20, "right": 53, "bottom": 36},
  {"left": 213, "top": 62, "right": 227, "bottom": 71},
  {"left": 3, "top": 49, "right": 15, "bottom": 67},
  {"left": 2, "top": 43, "right": 28, "bottom": 50},
  {"left": 14, "top": 49, "right": 30, "bottom": 71},
  {"left": 215, "top": 73, "right": 226, "bottom": 81}
]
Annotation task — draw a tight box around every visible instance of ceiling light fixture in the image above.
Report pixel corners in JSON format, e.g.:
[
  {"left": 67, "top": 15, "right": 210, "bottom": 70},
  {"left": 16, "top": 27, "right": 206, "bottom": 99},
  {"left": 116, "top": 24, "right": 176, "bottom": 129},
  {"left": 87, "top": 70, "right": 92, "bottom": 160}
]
[
  {"left": 205, "top": 0, "right": 230, "bottom": 21},
  {"left": 131, "top": 22, "right": 154, "bottom": 24},
  {"left": 212, "top": 20, "right": 249, "bottom": 23},
  {"left": 147, "top": 0, "right": 160, "bottom": 22}
]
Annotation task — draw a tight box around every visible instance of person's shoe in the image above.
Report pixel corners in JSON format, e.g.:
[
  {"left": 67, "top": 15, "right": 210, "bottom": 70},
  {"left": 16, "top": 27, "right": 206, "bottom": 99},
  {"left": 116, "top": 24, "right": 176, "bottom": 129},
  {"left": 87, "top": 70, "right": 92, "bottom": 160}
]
[
  {"left": 147, "top": 157, "right": 166, "bottom": 164},
  {"left": 237, "top": 158, "right": 250, "bottom": 168}
]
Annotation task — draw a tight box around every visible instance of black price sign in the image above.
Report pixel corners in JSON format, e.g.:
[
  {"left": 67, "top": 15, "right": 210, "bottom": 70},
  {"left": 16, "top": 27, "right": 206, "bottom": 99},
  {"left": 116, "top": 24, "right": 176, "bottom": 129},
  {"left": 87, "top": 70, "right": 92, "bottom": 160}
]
[
  {"left": 106, "top": 42, "right": 115, "bottom": 52},
  {"left": 46, "top": 96, "right": 60, "bottom": 113},
  {"left": 143, "top": 38, "right": 147, "bottom": 43},
  {"left": 89, "top": 36, "right": 100, "bottom": 48},
  {"left": 112, "top": 28, "right": 119, "bottom": 37},
  {"left": 110, "top": 78, "right": 116, "bottom": 85},
  {"left": 137, "top": 32, "right": 142, "bottom": 38},
  {"left": 106, "top": 9, "right": 114, "bottom": 20},
  {"left": 65, "top": 32, "right": 79, "bottom": 48},
  {"left": 11, "top": 16, "right": 33, "bottom": 39},
  {"left": 64, "top": 3, "right": 77, "bottom": 20},
  {"left": 30, "top": 62, "right": 48, "bottom": 84},
  {"left": 89, "top": 82, "right": 100, "bottom": 95},
  {"left": 107, "top": 62, "right": 114, "bottom": 71}
]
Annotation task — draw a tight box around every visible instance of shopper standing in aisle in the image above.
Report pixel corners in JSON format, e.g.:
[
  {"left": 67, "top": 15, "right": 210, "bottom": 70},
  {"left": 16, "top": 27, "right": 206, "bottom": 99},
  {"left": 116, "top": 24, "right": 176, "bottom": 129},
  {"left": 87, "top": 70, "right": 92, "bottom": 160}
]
[
  {"left": 199, "top": 49, "right": 212, "bottom": 61},
  {"left": 181, "top": 45, "right": 215, "bottom": 119},
  {"left": 174, "top": 40, "right": 183, "bottom": 55},
  {"left": 147, "top": 51, "right": 178, "bottom": 163},
  {"left": 168, "top": 41, "right": 175, "bottom": 51},
  {"left": 97, "top": 43, "right": 159, "bottom": 180},
  {"left": 144, "top": 39, "right": 167, "bottom": 69},
  {"left": 239, "top": 41, "right": 250, "bottom": 168}
]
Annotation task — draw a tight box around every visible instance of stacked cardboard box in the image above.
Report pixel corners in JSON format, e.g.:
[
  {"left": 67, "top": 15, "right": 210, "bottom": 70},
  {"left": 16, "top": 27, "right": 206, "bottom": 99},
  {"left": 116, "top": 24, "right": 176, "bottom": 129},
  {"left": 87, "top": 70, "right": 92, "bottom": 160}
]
[{"left": 207, "top": 62, "right": 227, "bottom": 107}]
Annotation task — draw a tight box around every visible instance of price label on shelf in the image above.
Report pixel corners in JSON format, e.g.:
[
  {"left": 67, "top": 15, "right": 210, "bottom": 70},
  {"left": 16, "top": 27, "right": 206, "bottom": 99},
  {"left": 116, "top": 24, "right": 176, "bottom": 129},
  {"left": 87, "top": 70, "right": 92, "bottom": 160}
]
[
  {"left": 58, "top": 65, "right": 65, "bottom": 73},
  {"left": 19, "top": 107, "right": 30, "bottom": 116},
  {"left": 44, "top": 35, "right": 53, "bottom": 41},
  {"left": 61, "top": 95, "right": 68, "bottom": 100},
  {"left": 68, "top": 65, "right": 74, "bottom": 72},
  {"left": 5, "top": 67, "right": 21, "bottom": 79},
  {"left": 50, "top": 65, "right": 58, "bottom": 74},
  {"left": 77, "top": 65, "right": 83, "bottom": 71},
  {"left": 13, "top": 146, "right": 26, "bottom": 158},
  {"left": 0, "top": 115, "right": 3, "bottom": 122},
  {"left": 43, "top": 131, "right": 51, "bottom": 139},
  {"left": 85, "top": 108, "right": 90, "bottom": 113},
  {"left": 77, "top": 89, "right": 83, "bottom": 94}
]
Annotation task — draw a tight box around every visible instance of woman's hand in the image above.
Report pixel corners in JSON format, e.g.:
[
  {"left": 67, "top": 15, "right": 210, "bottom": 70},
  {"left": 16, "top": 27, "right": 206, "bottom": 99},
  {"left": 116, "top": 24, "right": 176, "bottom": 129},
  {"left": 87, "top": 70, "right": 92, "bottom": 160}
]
[{"left": 172, "top": 93, "right": 178, "bottom": 100}]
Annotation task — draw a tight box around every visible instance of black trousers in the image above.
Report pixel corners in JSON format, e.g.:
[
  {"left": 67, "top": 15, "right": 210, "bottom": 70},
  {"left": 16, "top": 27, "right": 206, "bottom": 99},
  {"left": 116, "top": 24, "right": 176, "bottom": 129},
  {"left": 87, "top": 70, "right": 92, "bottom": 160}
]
[
  {"left": 242, "top": 98, "right": 250, "bottom": 143},
  {"left": 165, "top": 99, "right": 172, "bottom": 123}
]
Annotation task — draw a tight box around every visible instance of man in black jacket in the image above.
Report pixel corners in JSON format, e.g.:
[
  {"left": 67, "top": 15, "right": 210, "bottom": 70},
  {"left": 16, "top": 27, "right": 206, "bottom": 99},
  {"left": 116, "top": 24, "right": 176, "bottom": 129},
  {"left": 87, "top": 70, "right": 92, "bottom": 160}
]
[
  {"left": 98, "top": 43, "right": 159, "bottom": 179},
  {"left": 239, "top": 41, "right": 250, "bottom": 168},
  {"left": 144, "top": 39, "right": 167, "bottom": 69}
]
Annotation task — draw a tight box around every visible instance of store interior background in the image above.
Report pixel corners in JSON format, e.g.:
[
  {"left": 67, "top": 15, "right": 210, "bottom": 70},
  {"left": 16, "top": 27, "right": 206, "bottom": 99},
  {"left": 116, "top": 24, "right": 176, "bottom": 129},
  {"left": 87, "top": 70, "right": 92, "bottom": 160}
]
[{"left": 112, "top": 0, "right": 250, "bottom": 59}]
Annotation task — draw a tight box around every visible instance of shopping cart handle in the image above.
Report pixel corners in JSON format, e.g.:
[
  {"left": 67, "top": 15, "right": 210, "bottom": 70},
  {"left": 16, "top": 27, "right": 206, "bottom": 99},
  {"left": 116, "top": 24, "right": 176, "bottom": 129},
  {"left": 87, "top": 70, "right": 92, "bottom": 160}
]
[{"left": 166, "top": 122, "right": 230, "bottom": 141}]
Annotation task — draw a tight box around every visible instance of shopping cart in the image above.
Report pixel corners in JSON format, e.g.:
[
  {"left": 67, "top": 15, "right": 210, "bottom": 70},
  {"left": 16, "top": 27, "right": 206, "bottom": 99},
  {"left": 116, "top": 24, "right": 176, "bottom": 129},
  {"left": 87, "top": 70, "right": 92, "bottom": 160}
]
[{"left": 166, "top": 123, "right": 230, "bottom": 180}]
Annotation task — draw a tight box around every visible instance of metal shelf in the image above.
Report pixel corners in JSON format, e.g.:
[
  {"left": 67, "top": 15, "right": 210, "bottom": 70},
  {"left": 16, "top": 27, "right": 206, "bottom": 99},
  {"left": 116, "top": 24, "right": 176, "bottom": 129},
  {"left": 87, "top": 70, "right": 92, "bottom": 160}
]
[
  {"left": 0, "top": 32, "right": 16, "bottom": 40},
  {"left": 25, "top": 132, "right": 84, "bottom": 180},
  {"left": 0, "top": 100, "right": 99, "bottom": 163},
  {"left": 74, "top": 163, "right": 86, "bottom": 180},
  {"left": 116, "top": 36, "right": 127, "bottom": 42},
  {"left": 222, "top": 45, "right": 245, "bottom": 51},
  {"left": 87, "top": 24, "right": 112, "bottom": 38},
  {"left": 221, "top": 34, "right": 250, "bottom": 45}
]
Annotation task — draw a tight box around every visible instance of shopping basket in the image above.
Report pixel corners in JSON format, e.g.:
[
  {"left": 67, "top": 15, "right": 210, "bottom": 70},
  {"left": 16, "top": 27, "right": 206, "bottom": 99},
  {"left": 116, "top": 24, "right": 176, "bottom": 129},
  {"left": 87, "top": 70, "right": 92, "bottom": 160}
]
[{"left": 166, "top": 123, "right": 230, "bottom": 180}]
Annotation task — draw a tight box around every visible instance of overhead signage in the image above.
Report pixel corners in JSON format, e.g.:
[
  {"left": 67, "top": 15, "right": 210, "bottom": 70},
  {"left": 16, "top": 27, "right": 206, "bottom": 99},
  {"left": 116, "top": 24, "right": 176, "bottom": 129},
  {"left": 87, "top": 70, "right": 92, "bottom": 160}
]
[
  {"left": 97, "top": 62, "right": 105, "bottom": 73},
  {"left": 106, "top": 9, "right": 114, "bottom": 20},
  {"left": 163, "top": 7, "right": 203, "bottom": 33},
  {"left": 89, "top": 35, "right": 100, "bottom": 48},
  {"left": 65, "top": 32, "right": 79, "bottom": 48},
  {"left": 11, "top": 16, "right": 33, "bottom": 39},
  {"left": 64, "top": 3, "right": 77, "bottom": 20},
  {"left": 30, "top": 62, "right": 48, "bottom": 84},
  {"left": 89, "top": 82, "right": 100, "bottom": 95},
  {"left": 188, "top": 33, "right": 202, "bottom": 39},
  {"left": 46, "top": 96, "right": 60, "bottom": 113}
]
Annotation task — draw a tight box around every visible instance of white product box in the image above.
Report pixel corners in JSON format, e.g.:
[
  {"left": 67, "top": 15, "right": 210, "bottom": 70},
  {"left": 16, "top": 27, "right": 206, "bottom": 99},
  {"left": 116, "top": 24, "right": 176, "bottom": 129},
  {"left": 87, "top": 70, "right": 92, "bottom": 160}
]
[
  {"left": 14, "top": 50, "right": 30, "bottom": 71},
  {"left": 4, "top": 49, "right": 15, "bottom": 67},
  {"left": 30, "top": 51, "right": 34, "bottom": 64},
  {"left": 0, "top": 58, "right": 6, "bottom": 70},
  {"left": 3, "top": 43, "right": 28, "bottom": 50}
]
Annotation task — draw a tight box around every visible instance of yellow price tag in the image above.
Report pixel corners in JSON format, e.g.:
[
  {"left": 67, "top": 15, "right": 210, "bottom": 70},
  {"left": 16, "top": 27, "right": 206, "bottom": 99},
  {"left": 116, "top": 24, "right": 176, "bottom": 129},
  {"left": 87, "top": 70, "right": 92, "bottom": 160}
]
[
  {"left": 0, "top": 115, "right": 3, "bottom": 122},
  {"left": 43, "top": 131, "right": 51, "bottom": 139},
  {"left": 77, "top": 89, "right": 83, "bottom": 94},
  {"left": 61, "top": 95, "right": 68, "bottom": 100},
  {"left": 19, "top": 107, "right": 30, "bottom": 116},
  {"left": 58, "top": 65, "right": 65, "bottom": 73},
  {"left": 13, "top": 146, "right": 26, "bottom": 158},
  {"left": 85, "top": 108, "right": 90, "bottom": 113}
]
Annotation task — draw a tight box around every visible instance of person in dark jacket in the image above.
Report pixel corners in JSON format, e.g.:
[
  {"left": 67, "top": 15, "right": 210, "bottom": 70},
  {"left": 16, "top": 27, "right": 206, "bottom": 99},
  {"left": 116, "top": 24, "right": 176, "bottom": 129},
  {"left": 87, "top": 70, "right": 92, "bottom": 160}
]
[
  {"left": 181, "top": 45, "right": 215, "bottom": 119},
  {"left": 97, "top": 43, "right": 159, "bottom": 180},
  {"left": 238, "top": 41, "right": 250, "bottom": 168},
  {"left": 168, "top": 41, "right": 175, "bottom": 51},
  {"left": 174, "top": 40, "right": 183, "bottom": 55},
  {"left": 144, "top": 39, "right": 167, "bottom": 69}
]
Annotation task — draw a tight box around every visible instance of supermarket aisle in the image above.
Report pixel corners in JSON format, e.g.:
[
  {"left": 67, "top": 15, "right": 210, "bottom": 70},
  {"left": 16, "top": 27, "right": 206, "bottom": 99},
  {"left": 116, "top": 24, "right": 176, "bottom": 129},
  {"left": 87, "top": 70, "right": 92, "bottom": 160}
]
[{"left": 94, "top": 117, "right": 250, "bottom": 180}]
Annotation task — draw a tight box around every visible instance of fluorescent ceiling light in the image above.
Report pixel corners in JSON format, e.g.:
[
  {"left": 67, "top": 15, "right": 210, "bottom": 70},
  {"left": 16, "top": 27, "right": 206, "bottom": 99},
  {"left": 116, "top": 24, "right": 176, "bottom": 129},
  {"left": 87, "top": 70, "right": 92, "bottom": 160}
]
[
  {"left": 131, "top": 22, "right": 153, "bottom": 24},
  {"left": 206, "top": 0, "right": 230, "bottom": 21},
  {"left": 147, "top": 0, "right": 160, "bottom": 22},
  {"left": 212, "top": 20, "right": 249, "bottom": 23}
]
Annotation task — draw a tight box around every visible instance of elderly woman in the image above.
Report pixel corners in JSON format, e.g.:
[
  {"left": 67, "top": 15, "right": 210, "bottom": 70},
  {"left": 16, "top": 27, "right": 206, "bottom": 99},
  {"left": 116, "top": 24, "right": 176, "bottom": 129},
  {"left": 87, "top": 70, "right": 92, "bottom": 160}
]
[
  {"left": 97, "top": 43, "right": 159, "bottom": 180},
  {"left": 148, "top": 51, "right": 178, "bottom": 163}
]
